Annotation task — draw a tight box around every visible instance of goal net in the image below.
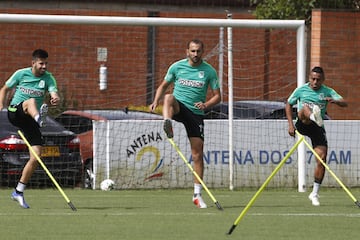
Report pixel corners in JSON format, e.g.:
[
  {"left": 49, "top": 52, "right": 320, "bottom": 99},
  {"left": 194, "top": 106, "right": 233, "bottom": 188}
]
[{"left": 1, "top": 14, "right": 358, "bottom": 191}]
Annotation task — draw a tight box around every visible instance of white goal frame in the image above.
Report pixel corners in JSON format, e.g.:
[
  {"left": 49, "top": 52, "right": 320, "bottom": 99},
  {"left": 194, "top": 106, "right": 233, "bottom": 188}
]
[{"left": 0, "top": 13, "right": 307, "bottom": 192}]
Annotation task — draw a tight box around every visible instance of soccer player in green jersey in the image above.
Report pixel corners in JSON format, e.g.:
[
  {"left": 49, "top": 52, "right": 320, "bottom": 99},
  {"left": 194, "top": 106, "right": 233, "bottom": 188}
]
[
  {"left": 0, "top": 49, "right": 60, "bottom": 208},
  {"left": 150, "top": 39, "right": 221, "bottom": 208},
  {"left": 285, "top": 66, "right": 347, "bottom": 206}
]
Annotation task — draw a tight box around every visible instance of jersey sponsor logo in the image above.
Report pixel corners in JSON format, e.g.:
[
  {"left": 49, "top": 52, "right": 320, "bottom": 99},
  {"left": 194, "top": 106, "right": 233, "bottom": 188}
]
[
  {"left": 304, "top": 102, "right": 325, "bottom": 109},
  {"left": 178, "top": 78, "right": 204, "bottom": 88},
  {"left": 19, "top": 86, "right": 44, "bottom": 97}
]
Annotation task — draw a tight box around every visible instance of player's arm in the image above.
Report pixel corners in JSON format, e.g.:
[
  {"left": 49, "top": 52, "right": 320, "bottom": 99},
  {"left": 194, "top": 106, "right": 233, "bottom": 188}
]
[
  {"left": 204, "top": 88, "right": 221, "bottom": 109},
  {"left": 47, "top": 74, "right": 60, "bottom": 106},
  {"left": 196, "top": 70, "right": 221, "bottom": 110},
  {"left": 149, "top": 80, "right": 171, "bottom": 112},
  {"left": 49, "top": 92, "right": 60, "bottom": 106},
  {"left": 285, "top": 102, "right": 296, "bottom": 137},
  {"left": 0, "top": 84, "right": 11, "bottom": 110},
  {"left": 325, "top": 97, "right": 348, "bottom": 107}
]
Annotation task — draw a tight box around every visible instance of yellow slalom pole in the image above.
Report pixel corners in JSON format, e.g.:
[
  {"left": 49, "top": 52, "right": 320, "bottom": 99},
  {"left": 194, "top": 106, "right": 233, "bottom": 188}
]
[
  {"left": 227, "top": 135, "right": 304, "bottom": 235},
  {"left": 295, "top": 130, "right": 360, "bottom": 207},
  {"left": 18, "top": 130, "right": 77, "bottom": 211},
  {"left": 168, "top": 138, "right": 223, "bottom": 210}
]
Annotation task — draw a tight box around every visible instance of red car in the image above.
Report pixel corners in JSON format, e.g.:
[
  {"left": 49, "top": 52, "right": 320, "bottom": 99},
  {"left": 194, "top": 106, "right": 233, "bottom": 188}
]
[{"left": 55, "top": 109, "right": 162, "bottom": 188}]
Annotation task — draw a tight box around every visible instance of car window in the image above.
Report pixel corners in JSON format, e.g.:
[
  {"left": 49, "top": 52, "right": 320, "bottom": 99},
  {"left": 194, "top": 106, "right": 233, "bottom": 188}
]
[
  {"left": 204, "top": 101, "right": 294, "bottom": 120},
  {"left": 55, "top": 114, "right": 93, "bottom": 134},
  {"left": 85, "top": 110, "right": 162, "bottom": 120},
  {"left": 1, "top": 111, "right": 71, "bottom": 134}
]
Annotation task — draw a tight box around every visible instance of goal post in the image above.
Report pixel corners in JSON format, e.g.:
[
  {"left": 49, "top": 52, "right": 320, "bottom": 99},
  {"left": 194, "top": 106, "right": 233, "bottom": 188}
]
[{"left": 0, "top": 13, "right": 307, "bottom": 190}]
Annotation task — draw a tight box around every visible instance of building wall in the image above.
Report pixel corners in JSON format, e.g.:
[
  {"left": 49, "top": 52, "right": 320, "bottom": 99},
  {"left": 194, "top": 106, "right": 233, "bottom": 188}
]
[
  {"left": 310, "top": 10, "right": 359, "bottom": 119},
  {"left": 0, "top": 3, "right": 358, "bottom": 119}
]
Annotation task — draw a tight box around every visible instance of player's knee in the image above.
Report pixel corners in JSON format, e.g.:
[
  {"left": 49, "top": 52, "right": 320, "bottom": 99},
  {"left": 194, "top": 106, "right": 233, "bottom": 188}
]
[
  {"left": 164, "top": 94, "right": 175, "bottom": 103},
  {"left": 191, "top": 151, "right": 203, "bottom": 163},
  {"left": 24, "top": 98, "right": 36, "bottom": 106},
  {"left": 22, "top": 98, "right": 37, "bottom": 112}
]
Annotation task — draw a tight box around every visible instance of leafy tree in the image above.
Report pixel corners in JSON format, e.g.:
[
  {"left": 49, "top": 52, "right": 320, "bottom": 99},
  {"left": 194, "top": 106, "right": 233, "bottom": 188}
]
[{"left": 251, "top": 0, "right": 359, "bottom": 24}]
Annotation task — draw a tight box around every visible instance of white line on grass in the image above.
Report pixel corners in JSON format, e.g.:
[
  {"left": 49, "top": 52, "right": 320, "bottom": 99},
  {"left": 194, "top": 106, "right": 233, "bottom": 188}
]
[
  {"left": 0, "top": 212, "right": 217, "bottom": 216},
  {"left": 251, "top": 213, "right": 360, "bottom": 218},
  {"left": 0, "top": 212, "right": 358, "bottom": 217}
]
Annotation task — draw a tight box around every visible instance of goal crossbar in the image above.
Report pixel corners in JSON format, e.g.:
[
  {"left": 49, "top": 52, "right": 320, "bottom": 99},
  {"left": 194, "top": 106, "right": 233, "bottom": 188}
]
[{"left": 0, "top": 13, "right": 304, "bottom": 28}]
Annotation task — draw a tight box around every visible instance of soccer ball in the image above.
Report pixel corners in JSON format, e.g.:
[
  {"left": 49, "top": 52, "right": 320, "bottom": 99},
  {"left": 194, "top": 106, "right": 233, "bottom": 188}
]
[{"left": 100, "top": 179, "right": 115, "bottom": 191}]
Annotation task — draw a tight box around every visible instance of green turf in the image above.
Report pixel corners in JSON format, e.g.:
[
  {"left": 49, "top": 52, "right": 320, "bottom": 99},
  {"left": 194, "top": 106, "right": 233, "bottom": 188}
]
[{"left": 0, "top": 188, "right": 359, "bottom": 240}]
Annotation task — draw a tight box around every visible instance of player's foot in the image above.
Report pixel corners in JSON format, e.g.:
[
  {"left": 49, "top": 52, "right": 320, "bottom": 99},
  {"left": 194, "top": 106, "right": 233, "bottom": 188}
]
[
  {"left": 39, "top": 103, "right": 48, "bottom": 127},
  {"left": 193, "top": 194, "right": 207, "bottom": 209},
  {"left": 308, "top": 192, "right": 320, "bottom": 206},
  {"left": 11, "top": 191, "right": 30, "bottom": 209},
  {"left": 312, "top": 105, "right": 323, "bottom": 127},
  {"left": 163, "top": 119, "right": 173, "bottom": 138}
]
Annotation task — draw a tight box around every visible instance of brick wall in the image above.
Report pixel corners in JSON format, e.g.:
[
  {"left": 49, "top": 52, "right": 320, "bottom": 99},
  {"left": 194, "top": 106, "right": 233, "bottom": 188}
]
[
  {"left": 0, "top": 6, "right": 358, "bottom": 119},
  {"left": 310, "top": 10, "right": 360, "bottom": 119}
]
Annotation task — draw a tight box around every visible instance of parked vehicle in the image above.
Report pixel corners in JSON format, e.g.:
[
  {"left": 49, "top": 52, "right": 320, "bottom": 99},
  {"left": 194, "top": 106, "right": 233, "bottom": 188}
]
[
  {"left": 0, "top": 110, "right": 82, "bottom": 188},
  {"left": 54, "top": 109, "right": 162, "bottom": 188},
  {"left": 204, "top": 100, "right": 330, "bottom": 120}
]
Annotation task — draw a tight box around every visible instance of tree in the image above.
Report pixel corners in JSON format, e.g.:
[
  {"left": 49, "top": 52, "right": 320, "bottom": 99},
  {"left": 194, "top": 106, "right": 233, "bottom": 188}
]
[{"left": 251, "top": 0, "right": 359, "bottom": 24}]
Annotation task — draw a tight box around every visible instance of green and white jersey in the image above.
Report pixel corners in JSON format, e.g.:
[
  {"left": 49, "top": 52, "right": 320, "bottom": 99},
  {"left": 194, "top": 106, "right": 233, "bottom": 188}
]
[
  {"left": 287, "top": 82, "right": 343, "bottom": 118},
  {"left": 165, "top": 59, "right": 219, "bottom": 115},
  {"left": 6, "top": 67, "right": 58, "bottom": 110}
]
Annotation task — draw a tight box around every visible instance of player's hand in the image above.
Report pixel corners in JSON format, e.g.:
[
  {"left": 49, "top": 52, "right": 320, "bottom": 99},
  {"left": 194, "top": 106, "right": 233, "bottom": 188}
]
[
  {"left": 288, "top": 126, "right": 296, "bottom": 137},
  {"left": 324, "top": 97, "right": 335, "bottom": 103},
  {"left": 149, "top": 103, "right": 157, "bottom": 113},
  {"left": 50, "top": 96, "right": 60, "bottom": 106},
  {"left": 194, "top": 102, "right": 206, "bottom": 110}
]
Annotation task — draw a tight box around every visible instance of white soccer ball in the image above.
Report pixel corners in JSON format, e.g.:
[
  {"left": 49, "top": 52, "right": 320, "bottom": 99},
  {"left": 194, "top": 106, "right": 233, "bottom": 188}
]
[{"left": 100, "top": 179, "right": 115, "bottom": 191}]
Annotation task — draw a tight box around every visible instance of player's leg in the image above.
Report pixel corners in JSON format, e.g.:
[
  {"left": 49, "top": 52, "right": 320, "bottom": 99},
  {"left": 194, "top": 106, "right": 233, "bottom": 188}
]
[
  {"left": 22, "top": 98, "right": 39, "bottom": 119},
  {"left": 296, "top": 119, "right": 327, "bottom": 206},
  {"left": 189, "top": 137, "right": 207, "bottom": 208},
  {"left": 22, "top": 98, "right": 48, "bottom": 127},
  {"left": 298, "top": 104, "right": 322, "bottom": 126},
  {"left": 187, "top": 113, "right": 207, "bottom": 208},
  {"left": 190, "top": 137, "right": 204, "bottom": 181},
  {"left": 308, "top": 126, "right": 328, "bottom": 206},
  {"left": 20, "top": 145, "right": 41, "bottom": 183},
  {"left": 11, "top": 145, "right": 41, "bottom": 209},
  {"left": 12, "top": 144, "right": 41, "bottom": 209},
  {"left": 162, "top": 94, "right": 180, "bottom": 138},
  {"left": 308, "top": 145, "right": 327, "bottom": 206},
  {"left": 297, "top": 104, "right": 312, "bottom": 124},
  {"left": 10, "top": 112, "right": 42, "bottom": 209},
  {"left": 162, "top": 94, "right": 179, "bottom": 119}
]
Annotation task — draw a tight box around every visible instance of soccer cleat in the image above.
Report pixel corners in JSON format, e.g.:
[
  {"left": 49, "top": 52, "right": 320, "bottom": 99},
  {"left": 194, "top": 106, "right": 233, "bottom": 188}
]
[
  {"left": 312, "top": 105, "right": 323, "bottom": 127},
  {"left": 39, "top": 103, "right": 48, "bottom": 127},
  {"left": 11, "top": 191, "right": 30, "bottom": 209},
  {"left": 308, "top": 192, "right": 320, "bottom": 206},
  {"left": 193, "top": 194, "right": 207, "bottom": 209},
  {"left": 163, "top": 119, "right": 174, "bottom": 138}
]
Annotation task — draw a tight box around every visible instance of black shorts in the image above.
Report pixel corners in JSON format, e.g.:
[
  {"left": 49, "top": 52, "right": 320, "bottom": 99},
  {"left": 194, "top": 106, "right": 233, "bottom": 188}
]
[
  {"left": 295, "top": 120, "right": 327, "bottom": 148},
  {"left": 173, "top": 100, "right": 204, "bottom": 140},
  {"left": 8, "top": 102, "right": 43, "bottom": 146}
]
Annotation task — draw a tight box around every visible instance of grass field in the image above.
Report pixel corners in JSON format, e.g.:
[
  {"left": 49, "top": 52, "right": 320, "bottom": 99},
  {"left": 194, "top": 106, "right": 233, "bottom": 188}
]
[{"left": 0, "top": 187, "right": 359, "bottom": 240}]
